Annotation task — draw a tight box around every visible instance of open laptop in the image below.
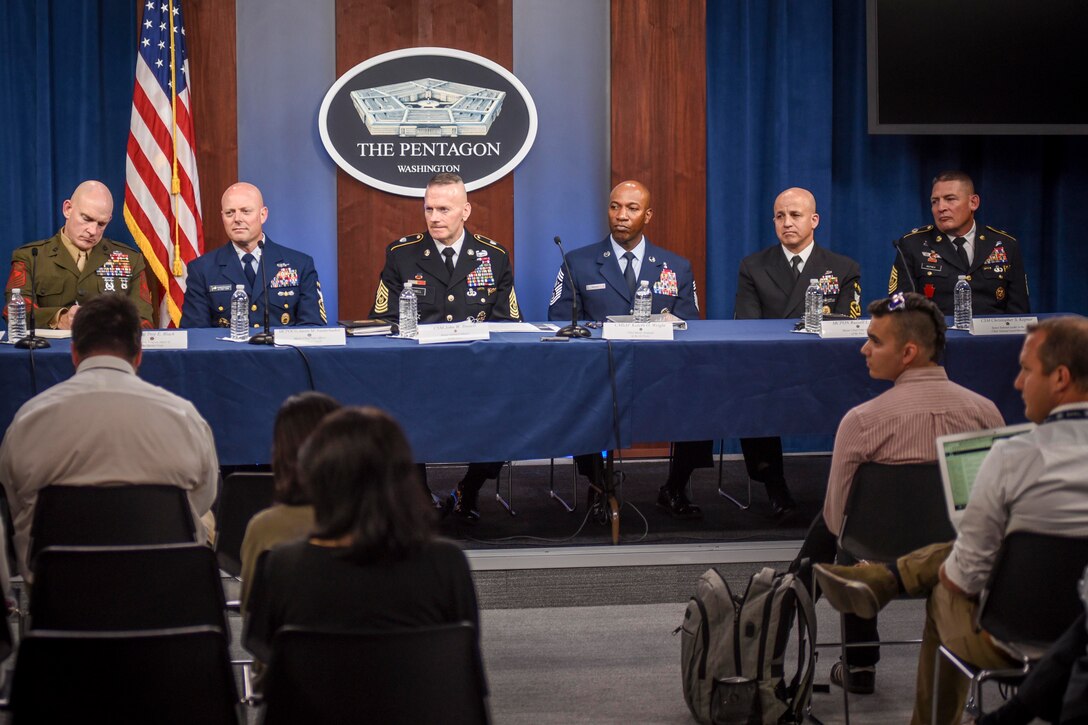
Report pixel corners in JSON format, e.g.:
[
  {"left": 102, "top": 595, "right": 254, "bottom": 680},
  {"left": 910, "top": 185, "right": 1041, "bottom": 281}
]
[{"left": 936, "top": 423, "right": 1034, "bottom": 528}]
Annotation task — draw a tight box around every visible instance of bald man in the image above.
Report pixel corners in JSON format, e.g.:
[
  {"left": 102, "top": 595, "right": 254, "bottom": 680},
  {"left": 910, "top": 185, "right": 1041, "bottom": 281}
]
[
  {"left": 549, "top": 180, "right": 709, "bottom": 519},
  {"left": 181, "top": 182, "right": 326, "bottom": 329},
  {"left": 733, "top": 187, "right": 863, "bottom": 517},
  {"left": 4, "top": 180, "right": 155, "bottom": 329}
]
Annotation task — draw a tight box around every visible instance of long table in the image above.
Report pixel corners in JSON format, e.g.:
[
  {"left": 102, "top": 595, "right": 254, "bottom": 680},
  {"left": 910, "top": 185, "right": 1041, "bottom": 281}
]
[{"left": 0, "top": 320, "right": 1029, "bottom": 465}]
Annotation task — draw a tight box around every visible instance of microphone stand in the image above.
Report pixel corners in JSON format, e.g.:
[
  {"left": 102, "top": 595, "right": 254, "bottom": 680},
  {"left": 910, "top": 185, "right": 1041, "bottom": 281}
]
[
  {"left": 553, "top": 236, "right": 591, "bottom": 338},
  {"left": 248, "top": 239, "right": 274, "bottom": 345},
  {"left": 15, "top": 247, "right": 50, "bottom": 349},
  {"left": 891, "top": 239, "right": 918, "bottom": 293}
]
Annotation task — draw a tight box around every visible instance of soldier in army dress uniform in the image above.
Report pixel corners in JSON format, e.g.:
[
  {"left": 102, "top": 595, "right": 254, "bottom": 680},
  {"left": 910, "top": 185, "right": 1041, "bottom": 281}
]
[
  {"left": 369, "top": 172, "right": 520, "bottom": 523},
  {"left": 4, "top": 180, "right": 155, "bottom": 329},
  {"left": 890, "top": 170, "right": 1030, "bottom": 315}
]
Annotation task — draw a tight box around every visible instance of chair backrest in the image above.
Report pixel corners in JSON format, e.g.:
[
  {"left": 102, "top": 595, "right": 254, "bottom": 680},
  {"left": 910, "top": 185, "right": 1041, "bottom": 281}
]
[
  {"left": 29, "top": 544, "right": 229, "bottom": 635},
  {"left": 28, "top": 484, "right": 196, "bottom": 569},
  {"left": 9, "top": 626, "right": 241, "bottom": 725},
  {"left": 261, "top": 622, "right": 489, "bottom": 725},
  {"left": 838, "top": 462, "right": 955, "bottom": 563},
  {"left": 214, "top": 472, "right": 276, "bottom": 576},
  {"left": 979, "top": 531, "right": 1088, "bottom": 651}
]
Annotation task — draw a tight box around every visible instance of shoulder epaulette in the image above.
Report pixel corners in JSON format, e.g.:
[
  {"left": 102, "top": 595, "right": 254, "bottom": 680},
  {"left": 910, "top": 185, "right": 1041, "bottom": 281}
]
[
  {"left": 473, "top": 233, "right": 508, "bottom": 255},
  {"left": 904, "top": 225, "right": 934, "bottom": 236},
  {"left": 984, "top": 225, "right": 1017, "bottom": 241},
  {"left": 389, "top": 234, "right": 425, "bottom": 252}
]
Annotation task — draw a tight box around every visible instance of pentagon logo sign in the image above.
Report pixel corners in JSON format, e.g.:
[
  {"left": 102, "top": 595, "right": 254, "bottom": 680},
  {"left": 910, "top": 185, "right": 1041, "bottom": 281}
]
[{"left": 319, "top": 47, "right": 538, "bottom": 197}]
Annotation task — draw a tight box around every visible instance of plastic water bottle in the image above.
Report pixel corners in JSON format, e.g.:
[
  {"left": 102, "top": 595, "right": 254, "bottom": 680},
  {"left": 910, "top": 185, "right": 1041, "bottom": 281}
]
[
  {"left": 804, "top": 279, "right": 823, "bottom": 334},
  {"left": 7, "top": 288, "right": 27, "bottom": 343},
  {"left": 229, "top": 285, "right": 249, "bottom": 341},
  {"left": 954, "top": 276, "right": 972, "bottom": 331},
  {"left": 399, "top": 281, "right": 418, "bottom": 338},
  {"left": 633, "top": 280, "right": 652, "bottom": 322}
]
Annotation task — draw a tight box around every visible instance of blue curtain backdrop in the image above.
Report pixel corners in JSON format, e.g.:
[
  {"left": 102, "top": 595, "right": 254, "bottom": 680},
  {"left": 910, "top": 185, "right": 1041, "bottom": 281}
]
[
  {"left": 707, "top": 0, "right": 1088, "bottom": 319},
  {"left": 0, "top": 0, "right": 137, "bottom": 265}
]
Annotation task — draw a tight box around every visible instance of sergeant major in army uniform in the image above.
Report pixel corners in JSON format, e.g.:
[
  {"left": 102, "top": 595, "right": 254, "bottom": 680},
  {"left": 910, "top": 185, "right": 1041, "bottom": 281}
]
[
  {"left": 369, "top": 172, "right": 520, "bottom": 523},
  {"left": 890, "top": 170, "right": 1030, "bottom": 315},
  {"left": 4, "top": 180, "right": 155, "bottom": 329}
]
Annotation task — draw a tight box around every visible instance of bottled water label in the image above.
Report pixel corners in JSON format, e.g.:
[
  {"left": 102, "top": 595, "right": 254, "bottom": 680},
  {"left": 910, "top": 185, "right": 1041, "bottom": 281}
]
[
  {"left": 230, "top": 285, "right": 249, "bottom": 341},
  {"left": 804, "top": 279, "right": 823, "bottom": 334},
  {"left": 633, "top": 280, "right": 652, "bottom": 322},
  {"left": 7, "top": 288, "right": 27, "bottom": 343}
]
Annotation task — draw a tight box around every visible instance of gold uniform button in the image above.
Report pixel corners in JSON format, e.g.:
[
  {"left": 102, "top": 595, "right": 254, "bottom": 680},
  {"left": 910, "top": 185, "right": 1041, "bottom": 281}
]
[
  {"left": 446, "top": 314, "right": 453, "bottom": 322},
  {"left": 251, "top": 304, "right": 258, "bottom": 312},
  {"left": 965, "top": 275, "right": 972, "bottom": 281},
  {"left": 253, "top": 323, "right": 260, "bottom": 328},
  {"left": 217, "top": 306, "right": 224, "bottom": 312},
  {"left": 447, "top": 294, "right": 455, "bottom": 302},
  {"left": 283, "top": 303, "right": 289, "bottom": 309}
]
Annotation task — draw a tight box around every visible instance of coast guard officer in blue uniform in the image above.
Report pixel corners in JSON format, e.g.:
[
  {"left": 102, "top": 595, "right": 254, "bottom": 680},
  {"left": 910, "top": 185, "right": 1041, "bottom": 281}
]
[
  {"left": 548, "top": 179, "right": 711, "bottom": 519},
  {"left": 181, "top": 182, "right": 326, "bottom": 329}
]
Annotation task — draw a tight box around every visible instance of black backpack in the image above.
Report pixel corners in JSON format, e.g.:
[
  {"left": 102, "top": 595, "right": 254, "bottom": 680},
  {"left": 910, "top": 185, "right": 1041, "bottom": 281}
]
[{"left": 678, "top": 566, "right": 816, "bottom": 724}]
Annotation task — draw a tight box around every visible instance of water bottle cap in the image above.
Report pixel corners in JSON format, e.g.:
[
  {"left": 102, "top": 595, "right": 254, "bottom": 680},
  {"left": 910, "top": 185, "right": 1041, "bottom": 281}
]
[
  {"left": 639, "top": 280, "right": 649, "bottom": 287},
  {"left": 809, "top": 279, "right": 818, "bottom": 284},
  {"left": 236, "top": 284, "right": 245, "bottom": 289},
  {"left": 404, "top": 281, "right": 413, "bottom": 288},
  {"left": 958, "top": 275, "right": 967, "bottom": 280},
  {"left": 11, "top": 288, "right": 20, "bottom": 295}
]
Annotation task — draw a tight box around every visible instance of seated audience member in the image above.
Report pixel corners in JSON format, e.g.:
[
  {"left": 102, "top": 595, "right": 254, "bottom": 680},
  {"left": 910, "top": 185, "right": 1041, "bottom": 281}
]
[
  {"left": 794, "top": 291, "right": 1004, "bottom": 694},
  {"left": 815, "top": 316, "right": 1088, "bottom": 725},
  {"left": 0, "top": 293, "right": 217, "bottom": 578},
  {"left": 239, "top": 391, "right": 341, "bottom": 613},
  {"left": 243, "top": 407, "right": 479, "bottom": 665}
]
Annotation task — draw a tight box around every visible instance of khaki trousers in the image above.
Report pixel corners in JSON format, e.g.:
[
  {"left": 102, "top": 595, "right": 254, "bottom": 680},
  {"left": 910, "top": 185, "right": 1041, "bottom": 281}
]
[{"left": 896, "top": 543, "right": 1017, "bottom": 725}]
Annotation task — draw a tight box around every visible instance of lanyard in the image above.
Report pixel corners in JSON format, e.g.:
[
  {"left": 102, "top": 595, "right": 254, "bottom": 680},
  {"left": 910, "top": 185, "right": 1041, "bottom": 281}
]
[{"left": 1043, "top": 408, "right": 1088, "bottom": 424}]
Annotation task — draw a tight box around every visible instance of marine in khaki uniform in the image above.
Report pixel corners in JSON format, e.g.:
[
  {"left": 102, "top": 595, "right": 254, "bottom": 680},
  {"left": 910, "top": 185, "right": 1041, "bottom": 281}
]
[
  {"left": 4, "top": 181, "right": 155, "bottom": 329},
  {"left": 368, "top": 172, "right": 520, "bottom": 523},
  {"left": 890, "top": 170, "right": 1030, "bottom": 316}
]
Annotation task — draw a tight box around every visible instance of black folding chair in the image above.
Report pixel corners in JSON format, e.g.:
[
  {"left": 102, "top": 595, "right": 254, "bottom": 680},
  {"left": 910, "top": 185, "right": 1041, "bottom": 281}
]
[
  {"left": 260, "top": 622, "right": 489, "bottom": 725},
  {"left": 213, "top": 472, "right": 276, "bottom": 577},
  {"left": 8, "top": 626, "right": 242, "bottom": 724},
  {"left": 28, "top": 544, "right": 229, "bottom": 635},
  {"left": 829, "top": 462, "right": 954, "bottom": 724},
  {"left": 28, "top": 484, "right": 196, "bottom": 571},
  {"left": 934, "top": 531, "right": 1088, "bottom": 721}
]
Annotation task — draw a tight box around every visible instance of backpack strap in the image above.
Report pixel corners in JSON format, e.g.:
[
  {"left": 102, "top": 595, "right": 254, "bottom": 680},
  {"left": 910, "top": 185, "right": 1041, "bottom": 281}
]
[{"left": 785, "top": 575, "right": 818, "bottom": 723}]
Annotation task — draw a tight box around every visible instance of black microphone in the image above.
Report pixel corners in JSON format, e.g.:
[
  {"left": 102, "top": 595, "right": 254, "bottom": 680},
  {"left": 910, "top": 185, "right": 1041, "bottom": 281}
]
[
  {"left": 891, "top": 239, "right": 917, "bottom": 293},
  {"left": 248, "top": 239, "right": 274, "bottom": 345},
  {"left": 553, "top": 236, "right": 591, "bottom": 338},
  {"left": 15, "top": 247, "right": 50, "bottom": 349}
]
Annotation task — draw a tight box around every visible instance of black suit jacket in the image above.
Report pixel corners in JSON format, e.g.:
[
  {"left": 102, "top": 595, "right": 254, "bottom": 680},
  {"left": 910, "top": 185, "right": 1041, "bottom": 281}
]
[{"left": 735, "top": 243, "right": 862, "bottom": 320}]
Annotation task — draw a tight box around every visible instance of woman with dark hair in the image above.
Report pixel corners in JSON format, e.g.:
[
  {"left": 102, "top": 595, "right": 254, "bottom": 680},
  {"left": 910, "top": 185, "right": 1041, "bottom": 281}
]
[
  {"left": 239, "top": 391, "right": 340, "bottom": 612},
  {"left": 242, "top": 406, "right": 479, "bottom": 664}
]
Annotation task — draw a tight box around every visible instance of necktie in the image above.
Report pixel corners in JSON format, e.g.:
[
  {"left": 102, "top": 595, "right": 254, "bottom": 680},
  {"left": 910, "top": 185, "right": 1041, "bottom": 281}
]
[
  {"left": 790, "top": 255, "right": 802, "bottom": 280},
  {"left": 952, "top": 237, "right": 970, "bottom": 269},
  {"left": 622, "top": 251, "right": 637, "bottom": 295},
  {"left": 442, "top": 247, "right": 456, "bottom": 277},
  {"left": 242, "top": 253, "right": 257, "bottom": 287},
  {"left": 76, "top": 251, "right": 87, "bottom": 273}
]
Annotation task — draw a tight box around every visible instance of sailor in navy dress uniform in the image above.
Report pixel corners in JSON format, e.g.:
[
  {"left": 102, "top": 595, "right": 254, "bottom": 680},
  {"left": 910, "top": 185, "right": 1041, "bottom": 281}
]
[
  {"left": 368, "top": 173, "right": 520, "bottom": 524},
  {"left": 180, "top": 183, "right": 326, "bottom": 328},
  {"left": 548, "top": 179, "right": 710, "bottom": 519},
  {"left": 889, "top": 170, "right": 1030, "bottom": 315},
  {"left": 734, "top": 187, "right": 862, "bottom": 518}
]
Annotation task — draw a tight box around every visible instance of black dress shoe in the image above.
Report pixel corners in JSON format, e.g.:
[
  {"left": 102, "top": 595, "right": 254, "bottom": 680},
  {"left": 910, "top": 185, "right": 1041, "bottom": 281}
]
[
  {"left": 656, "top": 486, "right": 702, "bottom": 518},
  {"left": 769, "top": 496, "right": 797, "bottom": 519},
  {"left": 445, "top": 487, "right": 480, "bottom": 524},
  {"left": 586, "top": 485, "right": 609, "bottom": 526}
]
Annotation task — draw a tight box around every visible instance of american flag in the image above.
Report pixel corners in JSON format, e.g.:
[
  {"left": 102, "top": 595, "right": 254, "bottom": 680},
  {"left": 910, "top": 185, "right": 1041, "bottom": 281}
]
[{"left": 123, "top": 0, "right": 203, "bottom": 328}]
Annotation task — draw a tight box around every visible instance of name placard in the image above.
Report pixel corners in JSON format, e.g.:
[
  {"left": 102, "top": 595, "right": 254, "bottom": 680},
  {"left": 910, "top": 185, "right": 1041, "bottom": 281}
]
[
  {"left": 416, "top": 322, "right": 490, "bottom": 345},
  {"left": 602, "top": 321, "right": 674, "bottom": 340},
  {"left": 273, "top": 327, "right": 347, "bottom": 347},
  {"left": 970, "top": 316, "right": 1038, "bottom": 336},
  {"left": 819, "top": 319, "right": 869, "bottom": 338},
  {"left": 141, "top": 330, "right": 188, "bottom": 350}
]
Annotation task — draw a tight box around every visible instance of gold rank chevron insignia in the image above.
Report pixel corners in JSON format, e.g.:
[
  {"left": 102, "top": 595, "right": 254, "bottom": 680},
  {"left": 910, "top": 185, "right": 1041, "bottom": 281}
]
[
  {"left": 317, "top": 281, "right": 327, "bottom": 323},
  {"left": 508, "top": 287, "right": 521, "bottom": 320},
  {"left": 374, "top": 280, "right": 389, "bottom": 314},
  {"left": 888, "top": 266, "right": 898, "bottom": 294},
  {"left": 850, "top": 280, "right": 862, "bottom": 319}
]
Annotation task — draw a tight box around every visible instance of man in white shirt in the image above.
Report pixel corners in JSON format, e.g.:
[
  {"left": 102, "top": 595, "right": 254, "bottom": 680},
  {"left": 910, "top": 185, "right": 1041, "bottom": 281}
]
[
  {"left": 815, "top": 315, "right": 1088, "bottom": 725},
  {"left": 0, "top": 293, "right": 218, "bottom": 577}
]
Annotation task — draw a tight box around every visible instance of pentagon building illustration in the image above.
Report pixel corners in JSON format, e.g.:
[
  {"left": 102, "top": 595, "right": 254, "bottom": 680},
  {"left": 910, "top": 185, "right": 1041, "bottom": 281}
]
[{"left": 350, "top": 78, "right": 506, "bottom": 137}]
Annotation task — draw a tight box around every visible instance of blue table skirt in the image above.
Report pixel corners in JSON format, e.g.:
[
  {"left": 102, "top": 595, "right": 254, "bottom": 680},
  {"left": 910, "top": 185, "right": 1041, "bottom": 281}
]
[{"left": 0, "top": 320, "right": 1029, "bottom": 465}]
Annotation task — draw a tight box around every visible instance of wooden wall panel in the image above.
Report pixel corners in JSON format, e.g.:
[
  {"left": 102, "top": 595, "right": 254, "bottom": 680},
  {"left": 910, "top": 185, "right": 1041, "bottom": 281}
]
[
  {"left": 336, "top": 0, "right": 514, "bottom": 319},
  {"left": 185, "top": 0, "right": 238, "bottom": 252},
  {"left": 611, "top": 0, "right": 707, "bottom": 317}
]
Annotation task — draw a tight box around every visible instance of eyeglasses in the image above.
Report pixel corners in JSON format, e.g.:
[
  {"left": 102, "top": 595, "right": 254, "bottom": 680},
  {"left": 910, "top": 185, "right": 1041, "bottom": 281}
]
[{"left": 887, "top": 292, "right": 906, "bottom": 311}]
